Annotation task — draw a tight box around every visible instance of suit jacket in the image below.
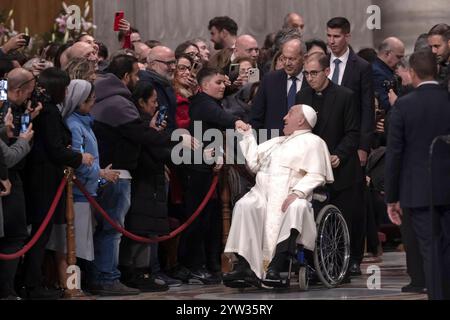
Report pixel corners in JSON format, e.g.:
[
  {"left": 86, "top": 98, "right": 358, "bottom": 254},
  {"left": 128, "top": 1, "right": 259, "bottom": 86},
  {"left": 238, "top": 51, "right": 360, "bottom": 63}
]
[
  {"left": 385, "top": 84, "right": 450, "bottom": 208},
  {"left": 296, "top": 81, "right": 361, "bottom": 191},
  {"left": 250, "top": 69, "right": 309, "bottom": 137},
  {"left": 339, "top": 49, "right": 375, "bottom": 152}
]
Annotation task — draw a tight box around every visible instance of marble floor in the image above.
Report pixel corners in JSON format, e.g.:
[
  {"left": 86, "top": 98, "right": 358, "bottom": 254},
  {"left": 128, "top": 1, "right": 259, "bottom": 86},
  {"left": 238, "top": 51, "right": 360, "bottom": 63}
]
[{"left": 95, "top": 252, "right": 427, "bottom": 301}]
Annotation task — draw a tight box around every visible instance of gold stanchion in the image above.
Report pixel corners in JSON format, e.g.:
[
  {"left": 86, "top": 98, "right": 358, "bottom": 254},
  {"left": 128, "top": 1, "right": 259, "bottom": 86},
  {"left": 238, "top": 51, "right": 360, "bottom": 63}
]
[{"left": 64, "top": 168, "right": 85, "bottom": 298}]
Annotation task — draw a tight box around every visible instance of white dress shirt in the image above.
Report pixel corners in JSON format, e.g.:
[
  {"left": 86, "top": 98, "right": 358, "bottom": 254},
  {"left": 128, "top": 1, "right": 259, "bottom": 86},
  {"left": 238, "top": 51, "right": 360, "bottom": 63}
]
[
  {"left": 286, "top": 71, "right": 304, "bottom": 95},
  {"left": 329, "top": 47, "right": 350, "bottom": 85}
]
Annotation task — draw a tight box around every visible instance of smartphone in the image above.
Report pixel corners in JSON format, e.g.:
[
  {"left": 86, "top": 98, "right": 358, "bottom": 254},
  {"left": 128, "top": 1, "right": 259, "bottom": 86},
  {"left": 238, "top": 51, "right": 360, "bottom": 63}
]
[
  {"left": 229, "top": 64, "right": 240, "bottom": 77},
  {"left": 248, "top": 68, "right": 260, "bottom": 84},
  {"left": 22, "top": 35, "right": 30, "bottom": 47},
  {"left": 0, "top": 79, "right": 7, "bottom": 101},
  {"left": 114, "top": 11, "right": 124, "bottom": 31},
  {"left": 191, "top": 62, "right": 202, "bottom": 77},
  {"left": 156, "top": 105, "right": 168, "bottom": 127},
  {"left": 20, "top": 113, "right": 30, "bottom": 134}
]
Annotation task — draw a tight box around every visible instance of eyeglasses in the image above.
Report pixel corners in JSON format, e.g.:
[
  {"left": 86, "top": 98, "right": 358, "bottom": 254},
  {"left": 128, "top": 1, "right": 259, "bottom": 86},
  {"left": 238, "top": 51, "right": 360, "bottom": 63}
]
[
  {"left": 185, "top": 52, "right": 201, "bottom": 59},
  {"left": 176, "top": 64, "right": 192, "bottom": 72},
  {"left": 303, "top": 70, "right": 324, "bottom": 78},
  {"left": 154, "top": 59, "right": 177, "bottom": 67}
]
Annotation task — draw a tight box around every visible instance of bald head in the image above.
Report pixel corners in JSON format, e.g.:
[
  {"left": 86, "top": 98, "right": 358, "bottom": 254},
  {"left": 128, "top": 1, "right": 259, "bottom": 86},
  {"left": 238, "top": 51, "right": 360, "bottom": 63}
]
[
  {"left": 378, "top": 37, "right": 405, "bottom": 69},
  {"left": 6, "top": 68, "right": 36, "bottom": 105},
  {"left": 147, "top": 46, "right": 176, "bottom": 80},
  {"left": 134, "top": 42, "right": 151, "bottom": 63},
  {"left": 283, "top": 13, "right": 305, "bottom": 32},
  {"left": 67, "top": 42, "right": 98, "bottom": 66},
  {"left": 7, "top": 68, "right": 34, "bottom": 90},
  {"left": 234, "top": 35, "right": 259, "bottom": 63}
]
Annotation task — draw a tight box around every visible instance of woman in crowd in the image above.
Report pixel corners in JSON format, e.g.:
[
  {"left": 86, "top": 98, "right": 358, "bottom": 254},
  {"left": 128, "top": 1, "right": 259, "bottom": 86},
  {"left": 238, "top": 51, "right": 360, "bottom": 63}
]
[
  {"left": 175, "top": 41, "right": 201, "bottom": 64},
  {"left": 46, "top": 79, "right": 119, "bottom": 292},
  {"left": 21, "top": 68, "right": 94, "bottom": 299},
  {"left": 173, "top": 54, "right": 198, "bottom": 129},
  {"left": 118, "top": 81, "right": 174, "bottom": 292}
]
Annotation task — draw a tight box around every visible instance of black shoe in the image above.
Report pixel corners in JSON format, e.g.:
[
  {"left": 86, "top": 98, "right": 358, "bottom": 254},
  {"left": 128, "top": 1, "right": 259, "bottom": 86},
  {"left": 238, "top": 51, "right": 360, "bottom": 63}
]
[
  {"left": 153, "top": 272, "right": 183, "bottom": 288},
  {"left": 87, "top": 280, "right": 141, "bottom": 296},
  {"left": 401, "top": 284, "right": 427, "bottom": 294},
  {"left": 23, "top": 286, "right": 61, "bottom": 300},
  {"left": 188, "top": 267, "right": 222, "bottom": 285},
  {"left": 170, "top": 265, "right": 192, "bottom": 283},
  {"left": 349, "top": 262, "right": 362, "bottom": 276},
  {"left": 265, "top": 267, "right": 282, "bottom": 281},
  {"left": 124, "top": 272, "right": 169, "bottom": 293}
]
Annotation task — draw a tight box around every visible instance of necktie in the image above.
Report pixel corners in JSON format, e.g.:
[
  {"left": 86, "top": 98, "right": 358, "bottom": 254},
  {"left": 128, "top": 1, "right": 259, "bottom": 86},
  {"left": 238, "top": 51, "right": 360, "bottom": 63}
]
[
  {"left": 287, "top": 76, "right": 297, "bottom": 109},
  {"left": 332, "top": 58, "right": 342, "bottom": 84}
]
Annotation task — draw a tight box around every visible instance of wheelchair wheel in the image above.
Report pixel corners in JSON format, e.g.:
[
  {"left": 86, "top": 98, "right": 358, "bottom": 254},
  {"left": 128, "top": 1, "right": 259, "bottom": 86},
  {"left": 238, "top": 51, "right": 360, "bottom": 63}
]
[
  {"left": 298, "top": 266, "right": 308, "bottom": 291},
  {"left": 313, "top": 205, "right": 350, "bottom": 288}
]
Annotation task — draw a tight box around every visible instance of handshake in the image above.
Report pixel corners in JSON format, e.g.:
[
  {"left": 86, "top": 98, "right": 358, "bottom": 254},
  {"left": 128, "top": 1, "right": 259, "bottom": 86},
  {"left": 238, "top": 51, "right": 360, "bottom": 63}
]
[{"left": 235, "top": 120, "right": 252, "bottom": 134}]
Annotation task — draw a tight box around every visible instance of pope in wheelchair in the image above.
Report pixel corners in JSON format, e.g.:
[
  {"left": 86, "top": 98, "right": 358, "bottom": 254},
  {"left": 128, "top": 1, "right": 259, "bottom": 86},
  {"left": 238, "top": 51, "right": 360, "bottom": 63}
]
[{"left": 223, "top": 104, "right": 335, "bottom": 288}]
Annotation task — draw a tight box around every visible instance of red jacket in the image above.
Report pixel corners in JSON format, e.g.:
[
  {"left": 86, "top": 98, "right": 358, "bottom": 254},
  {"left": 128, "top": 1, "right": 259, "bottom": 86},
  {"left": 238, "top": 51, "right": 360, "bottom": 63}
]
[{"left": 175, "top": 94, "right": 191, "bottom": 129}]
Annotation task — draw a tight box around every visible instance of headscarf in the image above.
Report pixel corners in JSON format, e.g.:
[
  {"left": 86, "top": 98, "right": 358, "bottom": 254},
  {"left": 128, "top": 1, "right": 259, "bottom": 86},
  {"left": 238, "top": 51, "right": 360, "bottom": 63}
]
[{"left": 62, "top": 79, "right": 92, "bottom": 119}]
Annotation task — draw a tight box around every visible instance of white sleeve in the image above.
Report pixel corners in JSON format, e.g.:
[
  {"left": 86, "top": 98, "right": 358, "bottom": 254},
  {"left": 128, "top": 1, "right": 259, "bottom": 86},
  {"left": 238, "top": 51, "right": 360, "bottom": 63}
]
[
  {"left": 238, "top": 132, "right": 260, "bottom": 174},
  {"left": 292, "top": 172, "right": 326, "bottom": 198}
]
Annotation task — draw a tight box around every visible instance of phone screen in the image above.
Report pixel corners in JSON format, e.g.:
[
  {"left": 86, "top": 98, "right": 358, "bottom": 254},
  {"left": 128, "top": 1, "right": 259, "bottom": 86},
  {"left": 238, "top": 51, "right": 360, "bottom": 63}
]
[
  {"left": 20, "top": 114, "right": 30, "bottom": 134},
  {"left": 114, "top": 12, "right": 124, "bottom": 31},
  {"left": 156, "top": 106, "right": 168, "bottom": 127},
  {"left": 0, "top": 80, "right": 7, "bottom": 101}
]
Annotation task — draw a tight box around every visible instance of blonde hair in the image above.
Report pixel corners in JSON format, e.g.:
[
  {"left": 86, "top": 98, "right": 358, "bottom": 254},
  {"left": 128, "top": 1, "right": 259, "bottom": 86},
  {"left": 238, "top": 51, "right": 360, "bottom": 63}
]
[{"left": 64, "top": 57, "right": 96, "bottom": 81}]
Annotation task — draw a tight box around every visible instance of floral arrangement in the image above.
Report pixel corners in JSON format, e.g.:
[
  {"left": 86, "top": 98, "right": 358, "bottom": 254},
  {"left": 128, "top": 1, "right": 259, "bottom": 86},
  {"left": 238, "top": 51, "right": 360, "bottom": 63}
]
[
  {"left": 0, "top": 9, "right": 19, "bottom": 46},
  {"left": 52, "top": 1, "right": 96, "bottom": 44}
]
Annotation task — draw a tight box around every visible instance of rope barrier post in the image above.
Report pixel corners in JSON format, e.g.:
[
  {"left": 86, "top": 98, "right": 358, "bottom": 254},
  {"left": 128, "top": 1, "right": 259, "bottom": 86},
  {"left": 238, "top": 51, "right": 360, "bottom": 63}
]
[
  {"left": 64, "top": 168, "right": 85, "bottom": 298},
  {"left": 220, "top": 165, "right": 232, "bottom": 273}
]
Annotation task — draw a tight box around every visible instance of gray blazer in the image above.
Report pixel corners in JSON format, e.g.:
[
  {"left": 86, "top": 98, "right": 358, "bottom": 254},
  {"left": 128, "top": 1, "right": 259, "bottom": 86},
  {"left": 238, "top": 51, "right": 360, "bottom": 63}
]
[{"left": 0, "top": 128, "right": 31, "bottom": 238}]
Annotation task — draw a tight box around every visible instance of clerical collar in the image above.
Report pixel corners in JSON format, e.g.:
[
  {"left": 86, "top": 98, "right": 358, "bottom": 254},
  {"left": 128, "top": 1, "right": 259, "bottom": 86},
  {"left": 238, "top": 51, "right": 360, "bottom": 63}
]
[{"left": 314, "top": 81, "right": 332, "bottom": 96}]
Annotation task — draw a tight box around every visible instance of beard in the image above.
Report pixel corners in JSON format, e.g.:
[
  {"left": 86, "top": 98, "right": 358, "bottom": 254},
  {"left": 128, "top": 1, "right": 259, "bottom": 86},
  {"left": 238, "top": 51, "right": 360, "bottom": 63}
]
[
  {"left": 214, "top": 42, "right": 224, "bottom": 50},
  {"left": 127, "top": 80, "right": 136, "bottom": 93}
]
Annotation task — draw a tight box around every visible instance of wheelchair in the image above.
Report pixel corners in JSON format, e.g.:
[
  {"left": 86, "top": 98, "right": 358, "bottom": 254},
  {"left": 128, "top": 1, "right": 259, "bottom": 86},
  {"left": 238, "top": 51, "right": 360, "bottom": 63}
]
[{"left": 224, "top": 188, "right": 350, "bottom": 291}]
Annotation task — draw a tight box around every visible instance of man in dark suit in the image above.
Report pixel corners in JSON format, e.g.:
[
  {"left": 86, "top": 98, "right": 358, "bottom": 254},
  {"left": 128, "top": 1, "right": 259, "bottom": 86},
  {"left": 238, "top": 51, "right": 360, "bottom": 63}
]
[
  {"left": 250, "top": 36, "right": 308, "bottom": 137},
  {"left": 296, "top": 53, "right": 361, "bottom": 280},
  {"left": 385, "top": 49, "right": 450, "bottom": 300},
  {"left": 372, "top": 37, "right": 405, "bottom": 112},
  {"left": 326, "top": 17, "right": 375, "bottom": 274}
]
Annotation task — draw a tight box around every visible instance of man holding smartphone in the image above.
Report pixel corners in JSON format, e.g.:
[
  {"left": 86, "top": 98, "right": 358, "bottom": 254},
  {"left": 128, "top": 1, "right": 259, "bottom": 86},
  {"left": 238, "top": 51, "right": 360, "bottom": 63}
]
[{"left": 0, "top": 68, "right": 39, "bottom": 299}]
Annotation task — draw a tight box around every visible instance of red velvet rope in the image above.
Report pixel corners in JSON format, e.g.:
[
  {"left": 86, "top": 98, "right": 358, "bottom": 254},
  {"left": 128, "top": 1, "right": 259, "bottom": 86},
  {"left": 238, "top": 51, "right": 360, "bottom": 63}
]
[
  {"left": 0, "top": 178, "right": 68, "bottom": 261},
  {"left": 73, "top": 175, "right": 219, "bottom": 243}
]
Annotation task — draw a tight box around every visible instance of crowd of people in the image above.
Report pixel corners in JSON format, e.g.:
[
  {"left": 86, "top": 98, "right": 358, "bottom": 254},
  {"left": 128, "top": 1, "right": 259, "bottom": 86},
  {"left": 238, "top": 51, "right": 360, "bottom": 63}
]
[{"left": 0, "top": 11, "right": 449, "bottom": 300}]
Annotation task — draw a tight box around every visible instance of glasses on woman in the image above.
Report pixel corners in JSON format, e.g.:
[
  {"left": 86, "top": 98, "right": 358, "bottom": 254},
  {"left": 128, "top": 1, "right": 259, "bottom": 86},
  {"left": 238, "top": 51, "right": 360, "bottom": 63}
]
[{"left": 176, "top": 64, "right": 192, "bottom": 73}]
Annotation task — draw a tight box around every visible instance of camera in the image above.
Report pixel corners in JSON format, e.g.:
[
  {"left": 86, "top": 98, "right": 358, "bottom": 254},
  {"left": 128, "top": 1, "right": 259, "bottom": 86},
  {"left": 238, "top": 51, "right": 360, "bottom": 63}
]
[
  {"left": 382, "top": 75, "right": 401, "bottom": 94},
  {"left": 30, "top": 88, "right": 51, "bottom": 109}
]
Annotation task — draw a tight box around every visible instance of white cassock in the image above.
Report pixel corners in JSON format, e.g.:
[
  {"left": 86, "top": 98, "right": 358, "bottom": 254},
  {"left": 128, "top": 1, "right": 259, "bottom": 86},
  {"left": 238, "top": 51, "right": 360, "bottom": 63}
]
[{"left": 224, "top": 129, "right": 334, "bottom": 279}]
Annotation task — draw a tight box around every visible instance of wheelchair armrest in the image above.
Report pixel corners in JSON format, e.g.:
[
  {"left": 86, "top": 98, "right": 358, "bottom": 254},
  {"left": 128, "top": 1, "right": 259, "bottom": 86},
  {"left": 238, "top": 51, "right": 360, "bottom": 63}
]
[{"left": 312, "top": 192, "right": 328, "bottom": 203}]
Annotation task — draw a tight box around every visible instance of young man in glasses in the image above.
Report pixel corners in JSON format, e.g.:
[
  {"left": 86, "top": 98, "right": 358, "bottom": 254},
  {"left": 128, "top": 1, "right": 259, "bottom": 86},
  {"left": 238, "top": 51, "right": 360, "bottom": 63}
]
[{"left": 296, "top": 52, "right": 361, "bottom": 282}]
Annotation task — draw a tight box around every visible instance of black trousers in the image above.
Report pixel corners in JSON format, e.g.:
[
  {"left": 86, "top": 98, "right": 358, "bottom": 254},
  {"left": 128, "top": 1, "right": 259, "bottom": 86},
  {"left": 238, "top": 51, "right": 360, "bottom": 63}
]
[
  {"left": 409, "top": 205, "right": 450, "bottom": 300},
  {"left": 400, "top": 208, "right": 425, "bottom": 287},
  {"left": 330, "top": 182, "right": 365, "bottom": 264},
  {"left": 177, "top": 170, "right": 221, "bottom": 271},
  {"left": 0, "top": 172, "right": 28, "bottom": 297}
]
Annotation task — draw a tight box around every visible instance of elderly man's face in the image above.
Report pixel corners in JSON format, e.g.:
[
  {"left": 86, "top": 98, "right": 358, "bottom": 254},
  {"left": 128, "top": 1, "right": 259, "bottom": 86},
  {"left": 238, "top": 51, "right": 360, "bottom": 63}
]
[{"left": 283, "top": 106, "right": 304, "bottom": 136}]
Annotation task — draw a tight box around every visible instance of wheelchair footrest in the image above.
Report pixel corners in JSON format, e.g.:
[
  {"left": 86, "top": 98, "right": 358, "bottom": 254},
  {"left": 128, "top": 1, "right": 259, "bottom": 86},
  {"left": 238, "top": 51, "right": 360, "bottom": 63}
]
[{"left": 261, "top": 278, "right": 290, "bottom": 288}]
